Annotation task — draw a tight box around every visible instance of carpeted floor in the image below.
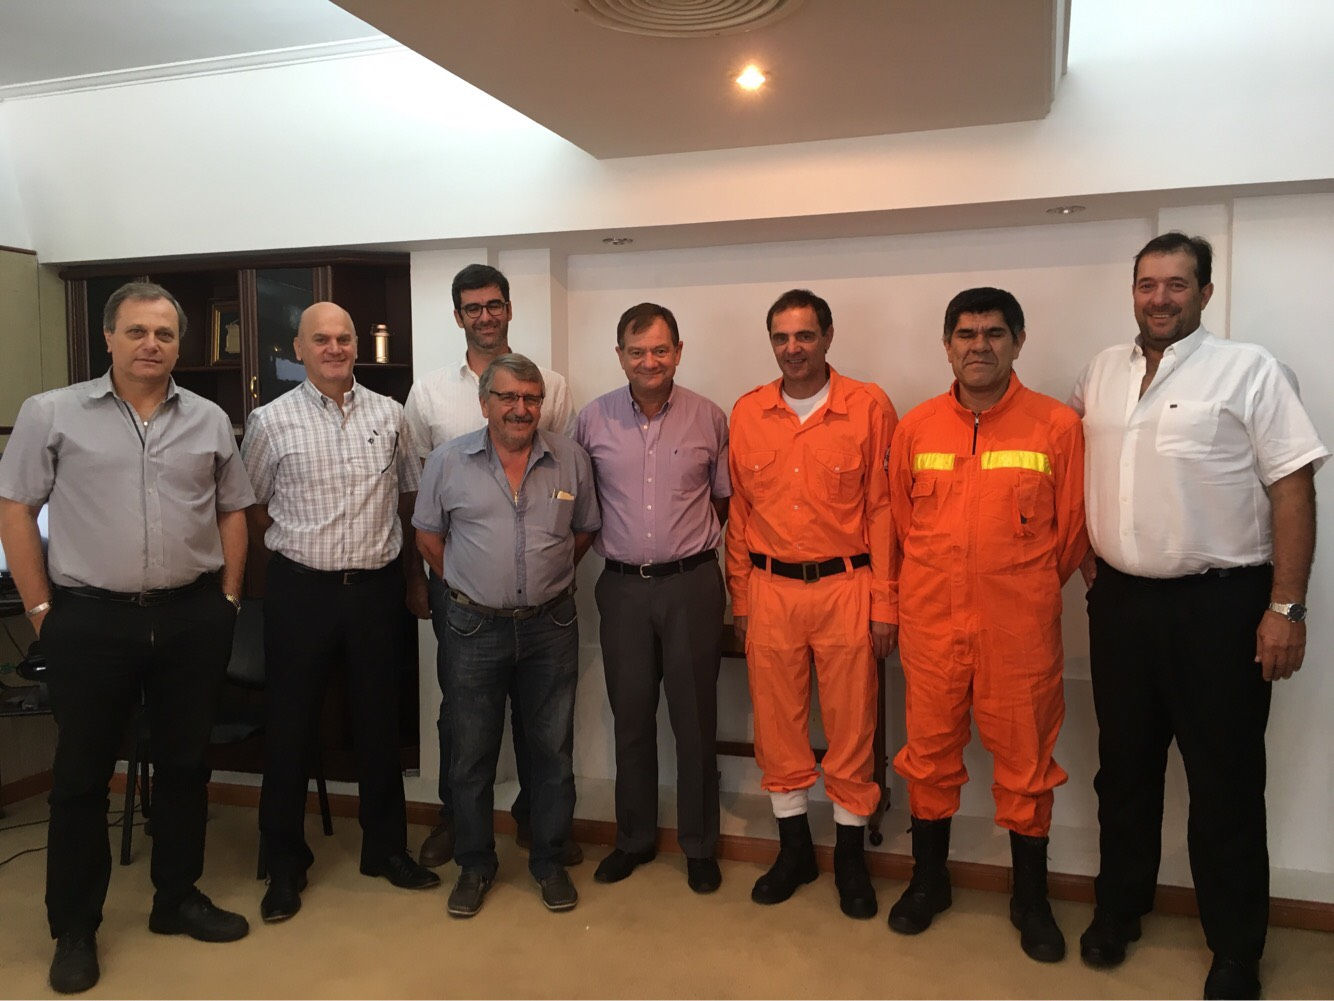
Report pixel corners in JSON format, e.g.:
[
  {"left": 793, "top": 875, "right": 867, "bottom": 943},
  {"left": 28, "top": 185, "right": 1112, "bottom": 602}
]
[{"left": 1, "top": 794, "right": 1329, "bottom": 999}]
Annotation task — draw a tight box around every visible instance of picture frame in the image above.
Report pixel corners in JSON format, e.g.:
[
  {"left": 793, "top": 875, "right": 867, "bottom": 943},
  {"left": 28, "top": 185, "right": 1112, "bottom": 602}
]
[{"left": 209, "top": 300, "right": 242, "bottom": 365}]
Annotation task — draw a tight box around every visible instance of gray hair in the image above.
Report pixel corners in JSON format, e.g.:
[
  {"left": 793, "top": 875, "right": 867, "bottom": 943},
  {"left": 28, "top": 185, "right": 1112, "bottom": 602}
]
[
  {"left": 103, "top": 281, "right": 187, "bottom": 336},
  {"left": 478, "top": 353, "right": 545, "bottom": 400}
]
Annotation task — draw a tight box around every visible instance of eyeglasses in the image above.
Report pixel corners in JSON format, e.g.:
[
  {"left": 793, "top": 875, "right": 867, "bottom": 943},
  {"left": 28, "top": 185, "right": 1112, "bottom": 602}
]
[
  {"left": 459, "top": 299, "right": 509, "bottom": 320},
  {"left": 489, "top": 390, "right": 544, "bottom": 408}
]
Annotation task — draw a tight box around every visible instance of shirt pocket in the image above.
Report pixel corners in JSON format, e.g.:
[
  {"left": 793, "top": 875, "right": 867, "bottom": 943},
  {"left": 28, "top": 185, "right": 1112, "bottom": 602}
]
[
  {"left": 813, "top": 448, "right": 862, "bottom": 503},
  {"left": 737, "top": 449, "right": 777, "bottom": 499},
  {"left": 670, "top": 444, "right": 713, "bottom": 498},
  {"left": 350, "top": 428, "right": 400, "bottom": 476},
  {"left": 538, "top": 491, "right": 576, "bottom": 537},
  {"left": 1155, "top": 401, "right": 1219, "bottom": 459}
]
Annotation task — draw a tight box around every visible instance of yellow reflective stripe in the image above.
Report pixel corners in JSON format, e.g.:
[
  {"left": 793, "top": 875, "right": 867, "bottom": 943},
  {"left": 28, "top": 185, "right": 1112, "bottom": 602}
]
[
  {"left": 911, "top": 452, "right": 956, "bottom": 472},
  {"left": 980, "top": 450, "right": 1052, "bottom": 475}
]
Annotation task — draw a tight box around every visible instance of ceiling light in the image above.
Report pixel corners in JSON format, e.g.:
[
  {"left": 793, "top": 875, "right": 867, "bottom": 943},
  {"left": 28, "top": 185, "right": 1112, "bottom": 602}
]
[
  {"left": 602, "top": 236, "right": 634, "bottom": 246},
  {"left": 1045, "top": 204, "right": 1086, "bottom": 215},
  {"left": 735, "top": 64, "right": 767, "bottom": 91}
]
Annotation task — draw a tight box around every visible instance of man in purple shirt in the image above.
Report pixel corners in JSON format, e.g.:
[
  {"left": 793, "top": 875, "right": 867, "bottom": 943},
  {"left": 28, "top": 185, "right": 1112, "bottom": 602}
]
[{"left": 574, "top": 302, "right": 730, "bottom": 894}]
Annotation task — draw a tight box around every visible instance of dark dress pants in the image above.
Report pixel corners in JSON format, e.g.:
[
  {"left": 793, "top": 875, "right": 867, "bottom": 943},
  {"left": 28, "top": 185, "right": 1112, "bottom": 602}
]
[
  {"left": 428, "top": 572, "right": 532, "bottom": 825},
  {"left": 259, "top": 556, "right": 408, "bottom": 877},
  {"left": 40, "top": 583, "right": 236, "bottom": 938},
  {"left": 443, "top": 592, "right": 578, "bottom": 880},
  {"left": 594, "top": 559, "right": 723, "bottom": 858},
  {"left": 1088, "top": 560, "right": 1273, "bottom": 964}
]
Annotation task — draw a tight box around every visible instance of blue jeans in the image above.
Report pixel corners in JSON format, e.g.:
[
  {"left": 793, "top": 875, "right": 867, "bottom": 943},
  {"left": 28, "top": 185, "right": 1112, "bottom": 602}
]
[
  {"left": 443, "top": 591, "right": 578, "bottom": 879},
  {"left": 430, "top": 574, "right": 533, "bottom": 824}
]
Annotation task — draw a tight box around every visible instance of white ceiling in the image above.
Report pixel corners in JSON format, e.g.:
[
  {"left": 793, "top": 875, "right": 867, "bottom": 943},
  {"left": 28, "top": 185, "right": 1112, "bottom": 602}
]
[{"left": 0, "top": 0, "right": 1067, "bottom": 160}]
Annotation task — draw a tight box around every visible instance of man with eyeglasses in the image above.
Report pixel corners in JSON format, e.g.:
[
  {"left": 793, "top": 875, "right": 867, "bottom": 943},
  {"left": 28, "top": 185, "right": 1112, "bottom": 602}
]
[
  {"left": 242, "top": 302, "right": 439, "bottom": 925},
  {"left": 404, "top": 263, "right": 579, "bottom": 871},
  {"left": 573, "top": 303, "right": 730, "bottom": 894},
  {"left": 414, "top": 353, "right": 599, "bottom": 916}
]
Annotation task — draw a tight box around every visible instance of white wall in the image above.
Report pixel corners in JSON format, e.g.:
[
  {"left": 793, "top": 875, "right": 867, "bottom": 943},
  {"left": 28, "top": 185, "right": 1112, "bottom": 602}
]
[
  {"left": 0, "top": 119, "right": 32, "bottom": 249},
  {"left": 1, "top": 2, "right": 1331, "bottom": 263}
]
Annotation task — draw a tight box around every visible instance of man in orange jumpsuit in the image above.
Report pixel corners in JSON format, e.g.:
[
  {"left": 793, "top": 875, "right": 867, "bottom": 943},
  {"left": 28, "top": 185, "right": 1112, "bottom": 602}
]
[
  {"left": 727, "top": 288, "right": 897, "bottom": 920},
  {"left": 886, "top": 287, "right": 1087, "bottom": 961}
]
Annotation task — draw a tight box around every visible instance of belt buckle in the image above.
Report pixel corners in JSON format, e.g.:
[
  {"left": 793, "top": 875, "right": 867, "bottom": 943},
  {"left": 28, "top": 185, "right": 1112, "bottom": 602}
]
[
  {"left": 638, "top": 563, "right": 653, "bottom": 579},
  {"left": 514, "top": 605, "right": 538, "bottom": 620},
  {"left": 800, "top": 562, "right": 820, "bottom": 584}
]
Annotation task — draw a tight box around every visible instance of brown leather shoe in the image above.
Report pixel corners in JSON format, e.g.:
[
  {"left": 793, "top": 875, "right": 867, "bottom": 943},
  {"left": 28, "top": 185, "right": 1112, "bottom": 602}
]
[{"left": 419, "top": 820, "right": 455, "bottom": 868}]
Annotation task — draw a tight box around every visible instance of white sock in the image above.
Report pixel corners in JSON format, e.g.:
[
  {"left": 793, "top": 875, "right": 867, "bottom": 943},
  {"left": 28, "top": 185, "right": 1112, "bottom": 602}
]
[
  {"left": 832, "top": 803, "right": 869, "bottom": 827},
  {"left": 769, "top": 789, "right": 808, "bottom": 818}
]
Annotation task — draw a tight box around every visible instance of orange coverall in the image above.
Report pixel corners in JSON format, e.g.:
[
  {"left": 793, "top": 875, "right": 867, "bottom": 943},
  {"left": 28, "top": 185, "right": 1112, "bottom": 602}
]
[
  {"left": 727, "top": 368, "right": 897, "bottom": 817},
  {"left": 888, "top": 374, "right": 1087, "bottom": 836}
]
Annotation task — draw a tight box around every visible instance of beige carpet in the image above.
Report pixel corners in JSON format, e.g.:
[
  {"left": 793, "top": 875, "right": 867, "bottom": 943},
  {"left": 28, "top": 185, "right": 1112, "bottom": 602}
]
[{"left": 1, "top": 795, "right": 1329, "bottom": 999}]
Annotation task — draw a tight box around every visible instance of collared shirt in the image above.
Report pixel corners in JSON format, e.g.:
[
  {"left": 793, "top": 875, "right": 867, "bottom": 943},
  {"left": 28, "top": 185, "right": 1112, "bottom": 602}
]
[
  {"left": 403, "top": 352, "right": 573, "bottom": 458},
  {"left": 887, "top": 373, "right": 1087, "bottom": 622},
  {"left": 574, "top": 383, "right": 730, "bottom": 565},
  {"left": 1070, "top": 325, "right": 1328, "bottom": 578},
  {"left": 412, "top": 428, "right": 600, "bottom": 608},
  {"left": 0, "top": 371, "right": 255, "bottom": 591},
  {"left": 725, "top": 367, "right": 897, "bottom": 619},
  {"left": 242, "top": 379, "right": 421, "bottom": 571}
]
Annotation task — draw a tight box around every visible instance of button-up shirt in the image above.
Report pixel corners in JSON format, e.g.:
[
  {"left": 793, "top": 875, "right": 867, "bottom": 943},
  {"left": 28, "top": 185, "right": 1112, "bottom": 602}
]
[
  {"left": 403, "top": 353, "right": 573, "bottom": 458},
  {"left": 1070, "top": 326, "right": 1328, "bottom": 578},
  {"left": 725, "top": 367, "right": 897, "bottom": 619},
  {"left": 574, "top": 383, "right": 730, "bottom": 565},
  {"left": 412, "top": 428, "right": 599, "bottom": 608},
  {"left": 242, "top": 379, "right": 420, "bottom": 571},
  {"left": 0, "top": 371, "right": 255, "bottom": 591}
]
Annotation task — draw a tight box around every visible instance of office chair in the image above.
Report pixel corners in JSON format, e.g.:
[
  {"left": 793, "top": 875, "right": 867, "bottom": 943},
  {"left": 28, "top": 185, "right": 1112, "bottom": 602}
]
[{"left": 119, "top": 599, "right": 333, "bottom": 872}]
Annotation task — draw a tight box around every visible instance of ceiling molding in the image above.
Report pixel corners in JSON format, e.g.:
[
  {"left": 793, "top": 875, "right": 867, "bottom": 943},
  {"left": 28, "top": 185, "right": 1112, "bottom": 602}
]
[{"left": 0, "top": 36, "right": 398, "bottom": 102}]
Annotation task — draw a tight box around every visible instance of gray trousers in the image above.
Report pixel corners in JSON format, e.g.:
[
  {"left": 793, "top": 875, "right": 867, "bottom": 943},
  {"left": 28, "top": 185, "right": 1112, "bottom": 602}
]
[{"left": 594, "top": 558, "right": 724, "bottom": 858}]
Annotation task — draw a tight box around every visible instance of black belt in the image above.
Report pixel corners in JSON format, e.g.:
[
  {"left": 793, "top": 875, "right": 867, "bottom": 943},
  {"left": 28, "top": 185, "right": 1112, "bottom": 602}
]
[
  {"left": 1095, "top": 558, "right": 1271, "bottom": 584},
  {"left": 448, "top": 584, "right": 575, "bottom": 620},
  {"left": 603, "top": 549, "right": 717, "bottom": 579},
  {"left": 58, "top": 572, "right": 215, "bottom": 607},
  {"left": 750, "top": 552, "right": 870, "bottom": 583},
  {"left": 272, "top": 552, "right": 397, "bottom": 585}
]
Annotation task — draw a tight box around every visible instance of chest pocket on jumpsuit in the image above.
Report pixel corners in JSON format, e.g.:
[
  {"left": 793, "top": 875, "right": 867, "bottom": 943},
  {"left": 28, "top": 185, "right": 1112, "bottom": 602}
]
[
  {"left": 739, "top": 449, "right": 777, "bottom": 498},
  {"left": 814, "top": 448, "right": 862, "bottom": 503}
]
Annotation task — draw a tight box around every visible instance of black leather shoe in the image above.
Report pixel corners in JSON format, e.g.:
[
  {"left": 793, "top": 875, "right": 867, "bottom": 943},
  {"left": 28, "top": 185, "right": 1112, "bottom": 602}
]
[
  {"left": 148, "top": 889, "right": 249, "bottom": 942},
  {"left": 1203, "top": 956, "right": 1261, "bottom": 1000},
  {"left": 834, "top": 823, "right": 878, "bottom": 920},
  {"left": 360, "top": 852, "right": 442, "bottom": 890},
  {"left": 447, "top": 869, "right": 494, "bottom": 918},
  {"left": 752, "top": 814, "right": 819, "bottom": 905},
  {"left": 418, "top": 820, "right": 455, "bottom": 868},
  {"left": 1010, "top": 897, "right": 1067, "bottom": 963},
  {"left": 594, "top": 847, "right": 656, "bottom": 884},
  {"left": 49, "top": 933, "right": 99, "bottom": 994},
  {"left": 687, "top": 857, "right": 722, "bottom": 894},
  {"left": 1079, "top": 909, "right": 1141, "bottom": 969},
  {"left": 260, "top": 872, "right": 306, "bottom": 923},
  {"left": 516, "top": 822, "right": 584, "bottom": 866},
  {"left": 538, "top": 868, "right": 579, "bottom": 912}
]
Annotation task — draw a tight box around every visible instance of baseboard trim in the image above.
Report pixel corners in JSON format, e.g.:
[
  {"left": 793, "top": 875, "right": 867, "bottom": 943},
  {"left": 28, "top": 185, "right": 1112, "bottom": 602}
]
[{"left": 86, "top": 773, "right": 1333, "bottom": 933}]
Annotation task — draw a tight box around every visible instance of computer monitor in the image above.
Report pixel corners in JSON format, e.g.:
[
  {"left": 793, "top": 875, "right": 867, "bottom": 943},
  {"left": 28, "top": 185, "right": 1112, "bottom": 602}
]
[{"left": 0, "top": 504, "right": 49, "bottom": 579}]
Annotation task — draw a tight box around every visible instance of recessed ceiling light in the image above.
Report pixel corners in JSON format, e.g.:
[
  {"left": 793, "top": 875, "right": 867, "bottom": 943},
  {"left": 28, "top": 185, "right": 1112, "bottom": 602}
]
[
  {"left": 1046, "top": 204, "right": 1086, "bottom": 215},
  {"left": 602, "top": 236, "right": 634, "bottom": 246},
  {"left": 735, "top": 64, "right": 767, "bottom": 91}
]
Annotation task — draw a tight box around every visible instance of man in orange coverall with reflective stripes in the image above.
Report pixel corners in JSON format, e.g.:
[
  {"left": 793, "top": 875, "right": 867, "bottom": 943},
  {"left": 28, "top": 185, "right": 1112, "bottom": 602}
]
[
  {"left": 885, "top": 287, "right": 1087, "bottom": 962},
  {"left": 727, "top": 288, "right": 897, "bottom": 921}
]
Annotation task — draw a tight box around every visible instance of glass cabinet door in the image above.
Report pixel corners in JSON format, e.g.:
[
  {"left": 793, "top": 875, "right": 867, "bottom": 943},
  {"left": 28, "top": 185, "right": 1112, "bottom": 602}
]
[{"left": 252, "top": 268, "right": 316, "bottom": 405}]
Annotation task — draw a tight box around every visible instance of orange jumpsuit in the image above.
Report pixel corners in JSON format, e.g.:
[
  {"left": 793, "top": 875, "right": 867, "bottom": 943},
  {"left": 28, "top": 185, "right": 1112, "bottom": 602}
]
[
  {"left": 727, "top": 368, "right": 897, "bottom": 817},
  {"left": 888, "top": 374, "right": 1086, "bottom": 836}
]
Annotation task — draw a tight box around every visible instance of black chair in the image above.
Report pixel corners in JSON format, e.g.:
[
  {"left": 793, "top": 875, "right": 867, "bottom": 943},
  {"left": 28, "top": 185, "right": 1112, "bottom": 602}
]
[{"left": 119, "top": 599, "right": 333, "bottom": 872}]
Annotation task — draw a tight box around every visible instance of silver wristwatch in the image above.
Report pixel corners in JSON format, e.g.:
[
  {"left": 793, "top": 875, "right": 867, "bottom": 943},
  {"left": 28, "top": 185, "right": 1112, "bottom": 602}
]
[{"left": 1267, "top": 601, "right": 1307, "bottom": 623}]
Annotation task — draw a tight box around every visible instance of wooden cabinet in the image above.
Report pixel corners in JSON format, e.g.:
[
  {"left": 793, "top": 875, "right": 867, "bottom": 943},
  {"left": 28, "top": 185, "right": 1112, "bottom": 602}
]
[
  {"left": 62, "top": 251, "right": 414, "bottom": 433},
  {"left": 61, "top": 252, "right": 420, "bottom": 781}
]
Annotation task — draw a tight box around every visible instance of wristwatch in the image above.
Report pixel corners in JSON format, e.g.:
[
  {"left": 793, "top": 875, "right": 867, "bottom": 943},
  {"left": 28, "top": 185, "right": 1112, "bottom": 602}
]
[
  {"left": 1267, "top": 601, "right": 1307, "bottom": 623},
  {"left": 224, "top": 593, "right": 242, "bottom": 611}
]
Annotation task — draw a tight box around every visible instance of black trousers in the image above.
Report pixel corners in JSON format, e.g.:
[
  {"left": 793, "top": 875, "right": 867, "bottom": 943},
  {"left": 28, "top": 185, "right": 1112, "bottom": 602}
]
[
  {"left": 594, "top": 558, "right": 724, "bottom": 858},
  {"left": 40, "top": 583, "right": 236, "bottom": 938},
  {"left": 259, "top": 555, "right": 408, "bottom": 877},
  {"left": 1088, "top": 560, "right": 1273, "bottom": 963}
]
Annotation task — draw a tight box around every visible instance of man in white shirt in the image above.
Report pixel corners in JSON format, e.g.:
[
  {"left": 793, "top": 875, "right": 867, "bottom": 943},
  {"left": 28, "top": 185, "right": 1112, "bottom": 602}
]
[
  {"left": 1069, "top": 233, "right": 1328, "bottom": 1001},
  {"left": 403, "top": 264, "right": 578, "bottom": 868}
]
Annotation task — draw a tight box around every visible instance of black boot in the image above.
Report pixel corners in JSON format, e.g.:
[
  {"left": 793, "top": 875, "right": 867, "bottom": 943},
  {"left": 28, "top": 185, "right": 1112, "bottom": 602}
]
[
  {"left": 888, "top": 816, "right": 952, "bottom": 934},
  {"left": 751, "top": 814, "right": 819, "bottom": 905},
  {"left": 1009, "top": 831, "right": 1066, "bottom": 963},
  {"left": 833, "top": 823, "right": 877, "bottom": 919}
]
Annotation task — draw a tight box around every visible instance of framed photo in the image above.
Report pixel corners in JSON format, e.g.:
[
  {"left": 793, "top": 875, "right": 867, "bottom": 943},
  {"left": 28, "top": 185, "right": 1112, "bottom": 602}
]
[{"left": 209, "top": 300, "right": 242, "bottom": 365}]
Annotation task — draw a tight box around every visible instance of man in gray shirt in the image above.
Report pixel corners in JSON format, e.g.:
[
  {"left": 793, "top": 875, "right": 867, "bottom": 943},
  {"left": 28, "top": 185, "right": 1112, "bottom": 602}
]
[
  {"left": 0, "top": 282, "right": 255, "bottom": 995},
  {"left": 414, "top": 354, "right": 599, "bottom": 917}
]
